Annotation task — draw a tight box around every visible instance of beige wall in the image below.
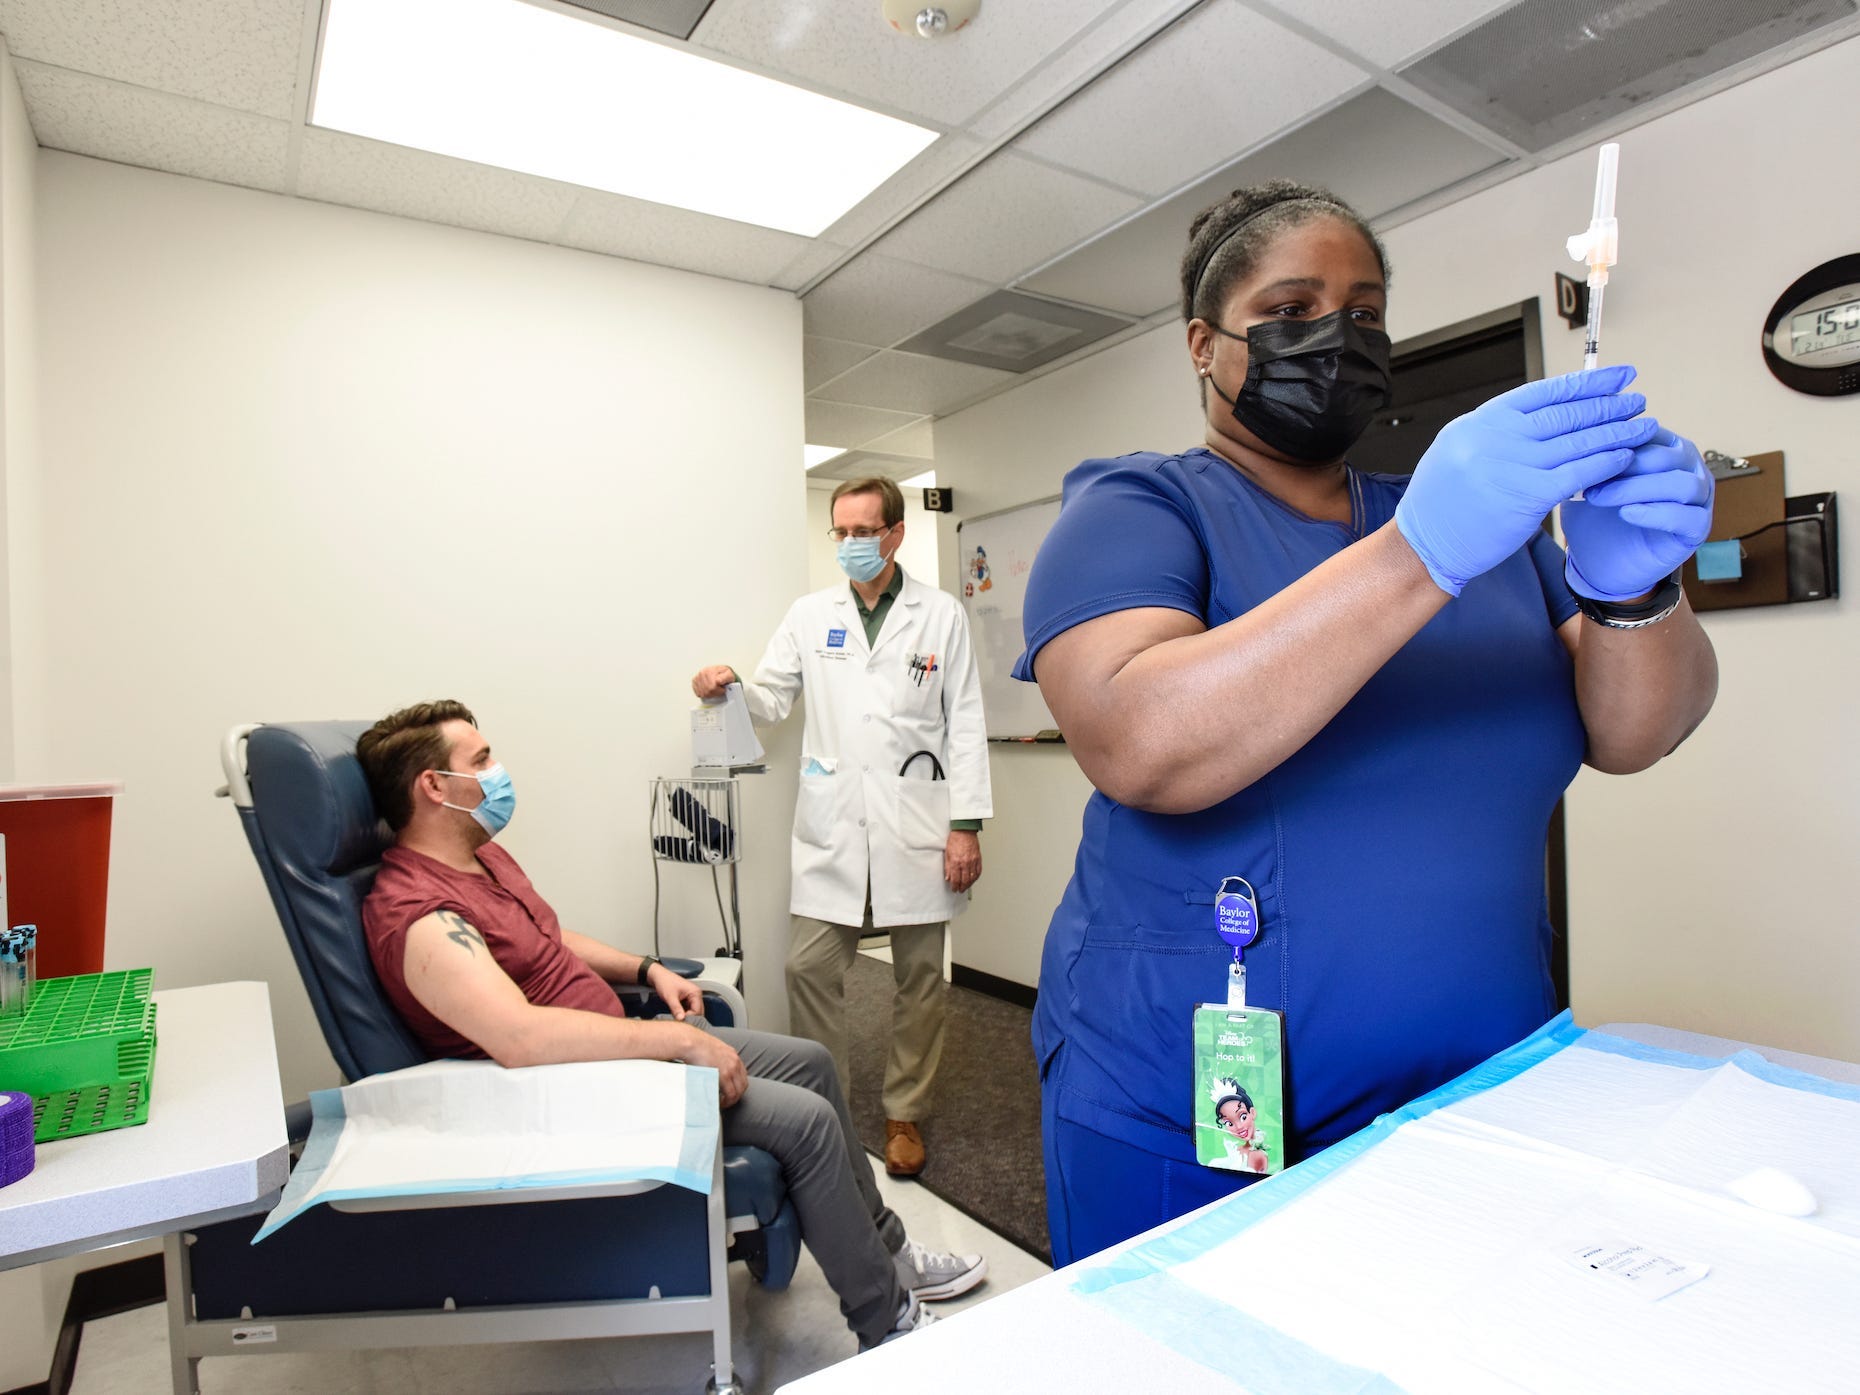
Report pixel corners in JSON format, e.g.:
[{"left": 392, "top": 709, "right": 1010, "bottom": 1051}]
[
  {"left": 0, "top": 36, "right": 37, "bottom": 782},
  {"left": 21, "top": 151, "right": 809, "bottom": 1106},
  {"left": 0, "top": 38, "right": 58, "bottom": 1390},
  {"left": 932, "top": 32, "right": 1860, "bottom": 1064}
]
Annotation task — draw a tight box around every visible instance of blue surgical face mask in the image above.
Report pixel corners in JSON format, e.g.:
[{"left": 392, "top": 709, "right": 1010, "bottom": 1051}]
[
  {"left": 439, "top": 763, "right": 516, "bottom": 837},
  {"left": 837, "top": 530, "right": 891, "bottom": 583}
]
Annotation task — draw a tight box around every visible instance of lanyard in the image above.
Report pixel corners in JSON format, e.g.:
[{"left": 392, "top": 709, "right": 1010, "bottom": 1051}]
[{"left": 1214, "top": 876, "right": 1260, "bottom": 1008}]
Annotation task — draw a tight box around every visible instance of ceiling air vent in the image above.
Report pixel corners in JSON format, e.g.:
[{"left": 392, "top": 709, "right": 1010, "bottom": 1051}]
[
  {"left": 1401, "top": 0, "right": 1857, "bottom": 151},
  {"left": 898, "top": 290, "right": 1133, "bottom": 374},
  {"left": 557, "top": 0, "right": 716, "bottom": 40}
]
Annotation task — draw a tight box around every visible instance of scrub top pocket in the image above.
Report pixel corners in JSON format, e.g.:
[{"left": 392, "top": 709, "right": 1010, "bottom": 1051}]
[{"left": 1063, "top": 920, "right": 1232, "bottom": 1148}]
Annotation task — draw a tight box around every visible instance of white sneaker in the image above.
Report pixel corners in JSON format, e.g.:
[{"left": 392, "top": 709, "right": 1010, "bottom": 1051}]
[
  {"left": 872, "top": 1293, "right": 938, "bottom": 1348},
  {"left": 893, "top": 1236, "right": 988, "bottom": 1302}
]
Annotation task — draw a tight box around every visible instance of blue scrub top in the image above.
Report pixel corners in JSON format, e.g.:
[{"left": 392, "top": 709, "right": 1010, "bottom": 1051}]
[{"left": 1013, "top": 449, "right": 1584, "bottom": 1164}]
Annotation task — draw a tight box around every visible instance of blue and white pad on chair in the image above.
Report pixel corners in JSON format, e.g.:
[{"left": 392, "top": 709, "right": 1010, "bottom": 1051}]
[{"left": 257, "top": 1057, "right": 719, "bottom": 1241}]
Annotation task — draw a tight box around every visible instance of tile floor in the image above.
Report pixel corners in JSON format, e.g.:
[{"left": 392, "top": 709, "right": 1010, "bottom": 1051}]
[{"left": 71, "top": 1171, "right": 1049, "bottom": 1395}]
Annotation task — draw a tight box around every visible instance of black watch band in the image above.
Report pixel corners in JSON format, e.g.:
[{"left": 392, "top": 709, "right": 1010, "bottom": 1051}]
[
  {"left": 1572, "top": 570, "right": 1684, "bottom": 630},
  {"left": 636, "top": 955, "right": 660, "bottom": 987}
]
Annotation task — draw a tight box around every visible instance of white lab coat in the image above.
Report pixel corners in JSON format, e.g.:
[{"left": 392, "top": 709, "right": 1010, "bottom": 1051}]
[{"left": 740, "top": 568, "right": 992, "bottom": 928}]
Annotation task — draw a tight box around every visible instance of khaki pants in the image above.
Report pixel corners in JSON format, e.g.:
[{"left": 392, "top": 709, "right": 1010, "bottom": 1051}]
[{"left": 787, "top": 910, "right": 946, "bottom": 1122}]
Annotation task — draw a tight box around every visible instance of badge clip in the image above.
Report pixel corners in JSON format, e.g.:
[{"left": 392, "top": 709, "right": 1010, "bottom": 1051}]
[{"left": 1214, "top": 876, "right": 1258, "bottom": 1009}]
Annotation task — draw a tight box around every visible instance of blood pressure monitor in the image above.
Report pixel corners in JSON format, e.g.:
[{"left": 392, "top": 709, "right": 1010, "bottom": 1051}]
[{"left": 1763, "top": 254, "right": 1860, "bottom": 396}]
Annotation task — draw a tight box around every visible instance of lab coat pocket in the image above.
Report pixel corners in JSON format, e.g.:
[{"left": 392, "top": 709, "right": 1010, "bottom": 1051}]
[
  {"left": 794, "top": 756, "right": 838, "bottom": 848},
  {"left": 893, "top": 773, "right": 950, "bottom": 854}
]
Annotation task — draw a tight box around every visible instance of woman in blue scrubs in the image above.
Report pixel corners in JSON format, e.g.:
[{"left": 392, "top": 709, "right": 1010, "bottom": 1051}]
[{"left": 1014, "top": 181, "right": 1718, "bottom": 1266}]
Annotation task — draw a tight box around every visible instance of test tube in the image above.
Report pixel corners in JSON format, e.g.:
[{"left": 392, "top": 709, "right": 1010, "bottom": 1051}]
[
  {"left": 0, "top": 931, "right": 18, "bottom": 1016},
  {"left": 0, "top": 926, "right": 35, "bottom": 1016}
]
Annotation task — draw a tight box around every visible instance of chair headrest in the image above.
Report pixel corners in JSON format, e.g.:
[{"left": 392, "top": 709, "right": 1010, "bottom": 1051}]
[{"left": 247, "top": 722, "right": 389, "bottom": 875}]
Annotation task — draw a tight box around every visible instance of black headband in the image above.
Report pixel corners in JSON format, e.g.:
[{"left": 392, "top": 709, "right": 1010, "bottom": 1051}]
[{"left": 1187, "top": 196, "right": 1336, "bottom": 315}]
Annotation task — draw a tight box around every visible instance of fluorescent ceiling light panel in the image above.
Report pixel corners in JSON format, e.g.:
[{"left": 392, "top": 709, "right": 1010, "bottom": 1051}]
[
  {"left": 899, "top": 470, "right": 936, "bottom": 488},
  {"left": 804, "top": 444, "right": 847, "bottom": 469},
  {"left": 314, "top": 0, "right": 940, "bottom": 237}
]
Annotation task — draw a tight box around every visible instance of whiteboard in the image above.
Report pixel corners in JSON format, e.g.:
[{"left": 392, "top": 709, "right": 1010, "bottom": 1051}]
[{"left": 957, "top": 496, "right": 1062, "bottom": 740}]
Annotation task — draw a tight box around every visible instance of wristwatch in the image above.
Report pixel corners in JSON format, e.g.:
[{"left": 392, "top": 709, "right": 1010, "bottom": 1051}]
[
  {"left": 1571, "top": 570, "right": 1684, "bottom": 630},
  {"left": 636, "top": 955, "right": 661, "bottom": 988}
]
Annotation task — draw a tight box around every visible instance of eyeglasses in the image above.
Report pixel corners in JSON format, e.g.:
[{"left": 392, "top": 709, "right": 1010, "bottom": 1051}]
[{"left": 827, "top": 525, "right": 893, "bottom": 542}]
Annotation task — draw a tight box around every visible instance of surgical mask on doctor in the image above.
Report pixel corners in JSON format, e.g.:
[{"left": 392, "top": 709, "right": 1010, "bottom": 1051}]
[
  {"left": 1206, "top": 309, "right": 1393, "bottom": 462},
  {"left": 438, "top": 764, "right": 516, "bottom": 837},
  {"left": 836, "top": 529, "right": 893, "bottom": 583}
]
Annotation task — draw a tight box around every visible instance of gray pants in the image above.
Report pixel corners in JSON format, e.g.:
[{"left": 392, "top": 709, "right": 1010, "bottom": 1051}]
[
  {"left": 787, "top": 913, "right": 947, "bottom": 1121},
  {"left": 710, "top": 1025, "right": 907, "bottom": 1347}
]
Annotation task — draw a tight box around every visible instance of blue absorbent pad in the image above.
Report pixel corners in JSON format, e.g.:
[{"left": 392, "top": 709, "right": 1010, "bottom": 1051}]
[
  {"left": 256, "top": 1057, "right": 719, "bottom": 1242},
  {"left": 1069, "top": 1013, "right": 1860, "bottom": 1392}
]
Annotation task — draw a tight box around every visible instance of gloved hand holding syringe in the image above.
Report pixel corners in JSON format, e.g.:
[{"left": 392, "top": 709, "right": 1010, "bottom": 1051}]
[{"left": 1552, "top": 140, "right": 1715, "bottom": 603}]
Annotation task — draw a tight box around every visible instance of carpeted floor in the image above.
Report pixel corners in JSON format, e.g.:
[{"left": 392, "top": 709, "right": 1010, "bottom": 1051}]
[{"left": 844, "top": 953, "right": 1049, "bottom": 1264}]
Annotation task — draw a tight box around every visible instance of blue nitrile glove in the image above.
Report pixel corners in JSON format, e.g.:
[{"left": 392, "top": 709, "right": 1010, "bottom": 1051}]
[
  {"left": 1561, "top": 427, "right": 1714, "bottom": 602},
  {"left": 1394, "top": 366, "right": 1661, "bottom": 596}
]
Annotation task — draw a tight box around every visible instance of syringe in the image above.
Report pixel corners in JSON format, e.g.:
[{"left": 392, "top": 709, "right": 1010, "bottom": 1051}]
[{"left": 1566, "top": 143, "right": 1619, "bottom": 370}]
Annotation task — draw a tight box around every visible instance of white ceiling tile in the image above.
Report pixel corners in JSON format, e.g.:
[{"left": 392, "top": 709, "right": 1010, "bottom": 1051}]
[
  {"left": 1016, "top": 0, "right": 1369, "bottom": 196},
  {"left": 297, "top": 129, "right": 582, "bottom": 243},
  {"left": 555, "top": 190, "right": 816, "bottom": 285},
  {"left": 1019, "top": 87, "right": 1507, "bottom": 318},
  {"left": 805, "top": 336, "right": 881, "bottom": 392},
  {"left": 14, "top": 61, "right": 290, "bottom": 192},
  {"left": 691, "top": 0, "right": 1129, "bottom": 127},
  {"left": 872, "top": 151, "right": 1141, "bottom": 283},
  {"left": 811, "top": 350, "right": 1015, "bottom": 417},
  {"left": 804, "top": 399, "right": 926, "bottom": 450},
  {"left": 862, "top": 418, "right": 936, "bottom": 460},
  {"left": 967, "top": 0, "right": 1201, "bottom": 141},
  {"left": 1248, "top": 0, "right": 1523, "bottom": 69},
  {"left": 802, "top": 252, "right": 991, "bottom": 347},
  {"left": 0, "top": 0, "right": 305, "bottom": 118},
  {"left": 773, "top": 239, "right": 852, "bottom": 292},
  {"left": 819, "top": 132, "right": 984, "bottom": 251}
]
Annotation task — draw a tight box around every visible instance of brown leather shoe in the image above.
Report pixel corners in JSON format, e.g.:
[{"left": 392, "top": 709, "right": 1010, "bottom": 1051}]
[{"left": 885, "top": 1119, "right": 926, "bottom": 1176}]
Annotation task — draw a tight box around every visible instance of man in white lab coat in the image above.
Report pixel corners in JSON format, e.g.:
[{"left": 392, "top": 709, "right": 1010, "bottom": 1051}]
[{"left": 694, "top": 477, "right": 991, "bottom": 1176}]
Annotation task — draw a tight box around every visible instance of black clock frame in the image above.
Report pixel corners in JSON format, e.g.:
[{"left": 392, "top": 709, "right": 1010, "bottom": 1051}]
[{"left": 1762, "top": 253, "right": 1860, "bottom": 397}]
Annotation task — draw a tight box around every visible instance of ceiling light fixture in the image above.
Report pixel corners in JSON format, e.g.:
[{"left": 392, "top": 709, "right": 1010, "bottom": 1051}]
[
  {"left": 881, "top": 0, "right": 981, "bottom": 39},
  {"left": 314, "top": 0, "right": 940, "bottom": 237},
  {"left": 804, "top": 444, "right": 848, "bottom": 469}
]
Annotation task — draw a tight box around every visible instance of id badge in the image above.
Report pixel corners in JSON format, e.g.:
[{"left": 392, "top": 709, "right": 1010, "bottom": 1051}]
[{"left": 1192, "top": 1004, "right": 1285, "bottom": 1176}]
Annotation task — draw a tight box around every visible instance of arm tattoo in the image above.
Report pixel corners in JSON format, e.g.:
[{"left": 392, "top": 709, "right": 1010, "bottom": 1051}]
[{"left": 438, "top": 910, "right": 486, "bottom": 956}]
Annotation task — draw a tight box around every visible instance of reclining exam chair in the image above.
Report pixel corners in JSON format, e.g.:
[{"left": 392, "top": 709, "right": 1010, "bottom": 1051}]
[{"left": 162, "top": 721, "right": 799, "bottom": 1395}]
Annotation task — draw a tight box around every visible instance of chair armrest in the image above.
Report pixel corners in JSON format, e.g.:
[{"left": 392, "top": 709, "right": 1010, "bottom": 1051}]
[{"left": 613, "top": 959, "right": 748, "bottom": 1029}]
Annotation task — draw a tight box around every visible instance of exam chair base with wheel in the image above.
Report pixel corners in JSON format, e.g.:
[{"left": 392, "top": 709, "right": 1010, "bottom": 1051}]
[{"left": 183, "top": 721, "right": 800, "bottom": 1394}]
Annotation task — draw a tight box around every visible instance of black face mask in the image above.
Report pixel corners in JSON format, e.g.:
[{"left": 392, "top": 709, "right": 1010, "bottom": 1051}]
[{"left": 1205, "top": 310, "right": 1393, "bottom": 462}]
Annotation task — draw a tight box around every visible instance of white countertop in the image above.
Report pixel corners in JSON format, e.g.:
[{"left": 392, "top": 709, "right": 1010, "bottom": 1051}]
[{"left": 0, "top": 981, "right": 290, "bottom": 1270}]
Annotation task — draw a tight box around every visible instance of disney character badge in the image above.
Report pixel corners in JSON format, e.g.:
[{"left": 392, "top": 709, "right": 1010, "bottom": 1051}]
[{"left": 1192, "top": 874, "right": 1284, "bottom": 1174}]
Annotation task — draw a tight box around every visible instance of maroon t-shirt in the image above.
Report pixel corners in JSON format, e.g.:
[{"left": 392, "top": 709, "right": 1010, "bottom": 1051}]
[{"left": 363, "top": 842, "right": 625, "bottom": 1059}]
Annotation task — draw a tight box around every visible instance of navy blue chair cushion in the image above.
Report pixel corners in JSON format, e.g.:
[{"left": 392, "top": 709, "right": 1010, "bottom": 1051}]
[{"left": 243, "top": 721, "right": 426, "bottom": 1080}]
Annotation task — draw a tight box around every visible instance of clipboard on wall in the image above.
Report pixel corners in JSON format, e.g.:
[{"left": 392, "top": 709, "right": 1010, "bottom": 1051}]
[{"left": 1681, "top": 451, "right": 1839, "bottom": 612}]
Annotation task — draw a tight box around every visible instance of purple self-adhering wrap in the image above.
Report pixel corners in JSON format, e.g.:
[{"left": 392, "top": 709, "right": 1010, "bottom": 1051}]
[{"left": 0, "top": 1090, "right": 34, "bottom": 1188}]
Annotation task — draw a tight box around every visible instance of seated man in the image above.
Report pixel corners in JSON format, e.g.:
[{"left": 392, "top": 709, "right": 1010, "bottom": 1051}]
[{"left": 355, "top": 700, "right": 987, "bottom": 1351}]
